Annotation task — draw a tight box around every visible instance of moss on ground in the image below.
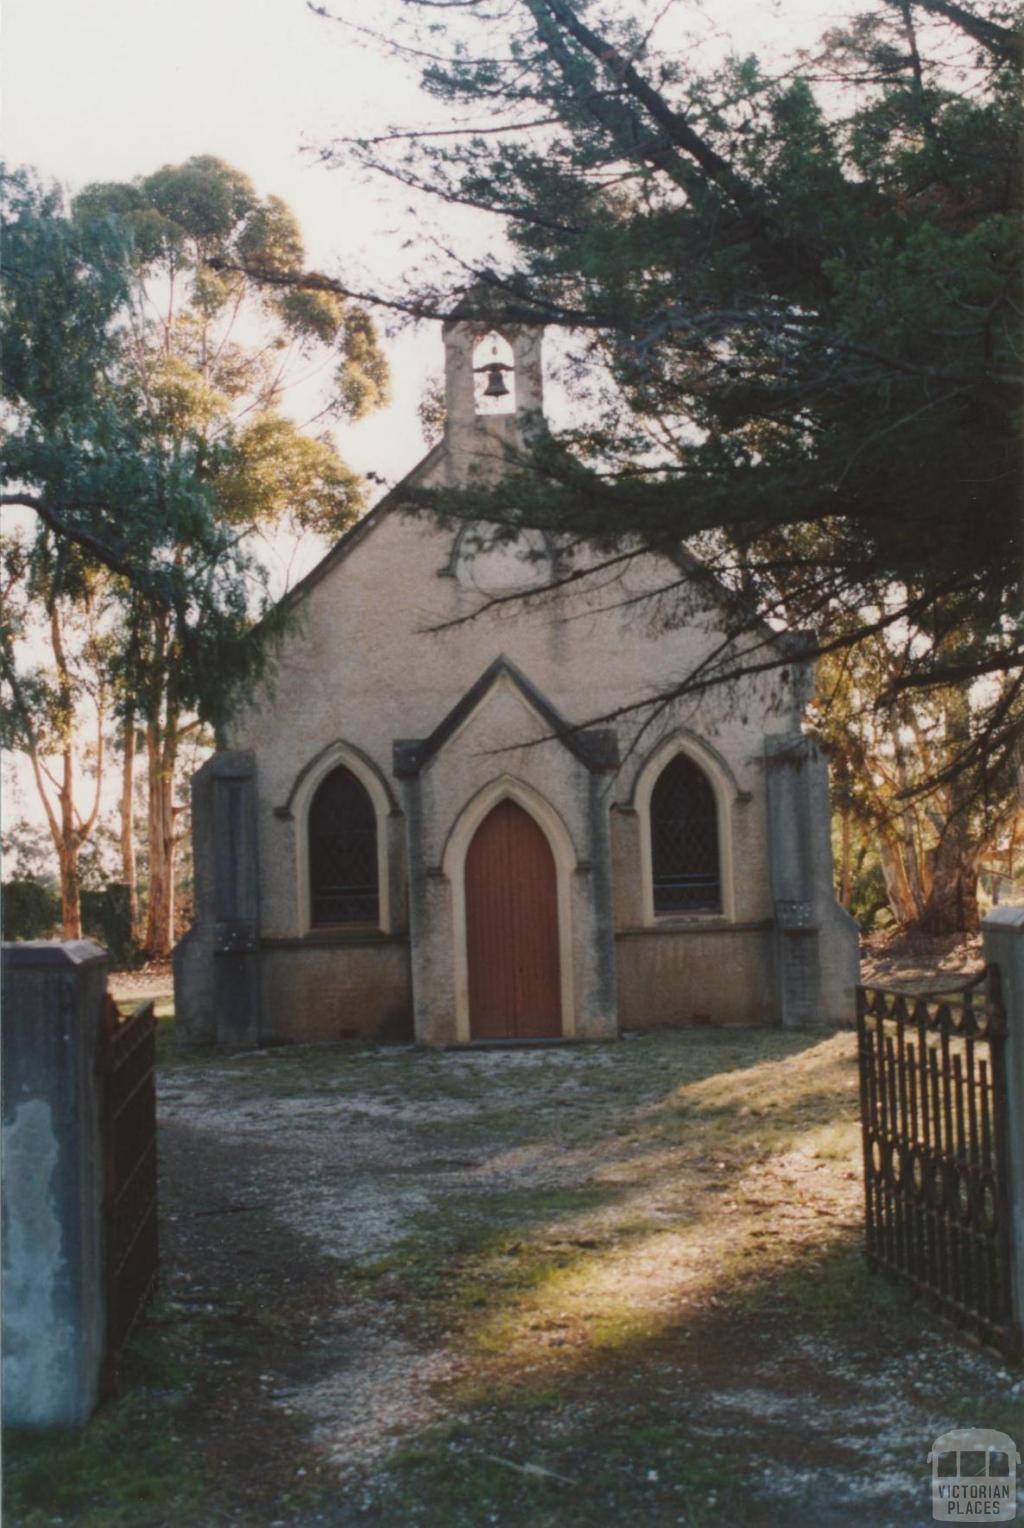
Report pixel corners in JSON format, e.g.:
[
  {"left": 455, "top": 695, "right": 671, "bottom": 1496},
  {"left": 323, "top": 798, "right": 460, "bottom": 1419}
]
[{"left": 369, "top": 1404, "right": 761, "bottom": 1528}]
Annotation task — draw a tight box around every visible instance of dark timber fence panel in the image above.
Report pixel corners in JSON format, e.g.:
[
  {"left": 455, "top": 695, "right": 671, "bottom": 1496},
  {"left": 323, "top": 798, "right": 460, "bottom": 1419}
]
[
  {"left": 98, "top": 994, "right": 158, "bottom": 1387},
  {"left": 856, "top": 970, "right": 1019, "bottom": 1358}
]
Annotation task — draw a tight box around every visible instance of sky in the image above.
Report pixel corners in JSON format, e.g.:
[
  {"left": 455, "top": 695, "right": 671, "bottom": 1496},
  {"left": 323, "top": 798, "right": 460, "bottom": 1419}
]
[
  {"left": 3, "top": 0, "right": 849, "bottom": 485},
  {"left": 2, "top": 0, "right": 849, "bottom": 840}
]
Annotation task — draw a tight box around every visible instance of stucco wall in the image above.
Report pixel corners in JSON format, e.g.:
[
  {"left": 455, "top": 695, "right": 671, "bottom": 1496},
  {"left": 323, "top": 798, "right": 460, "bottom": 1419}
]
[
  {"left": 616, "top": 927, "right": 776, "bottom": 1028},
  {"left": 259, "top": 939, "right": 413, "bottom": 1044}
]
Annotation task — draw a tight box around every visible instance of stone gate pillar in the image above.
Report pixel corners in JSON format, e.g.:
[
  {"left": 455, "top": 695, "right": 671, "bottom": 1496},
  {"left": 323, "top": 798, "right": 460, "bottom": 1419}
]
[
  {"left": 174, "top": 750, "right": 261, "bottom": 1050},
  {"left": 765, "top": 733, "right": 859, "bottom": 1027},
  {"left": 981, "top": 906, "right": 1024, "bottom": 1342},
  {"left": 2, "top": 941, "right": 108, "bottom": 1425}
]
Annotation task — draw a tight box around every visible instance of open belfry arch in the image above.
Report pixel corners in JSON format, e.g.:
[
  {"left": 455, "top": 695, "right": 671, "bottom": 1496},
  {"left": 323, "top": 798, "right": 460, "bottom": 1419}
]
[{"left": 175, "top": 284, "right": 858, "bottom": 1049}]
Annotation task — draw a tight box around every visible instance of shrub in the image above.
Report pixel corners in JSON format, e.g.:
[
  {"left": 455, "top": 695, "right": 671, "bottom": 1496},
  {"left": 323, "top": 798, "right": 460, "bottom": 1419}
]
[{"left": 1, "top": 879, "right": 61, "bottom": 940}]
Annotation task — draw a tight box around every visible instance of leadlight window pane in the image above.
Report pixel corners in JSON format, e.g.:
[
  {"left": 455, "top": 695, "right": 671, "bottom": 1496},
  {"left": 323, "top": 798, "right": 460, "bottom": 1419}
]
[
  {"left": 309, "top": 765, "right": 379, "bottom": 926},
  {"left": 651, "top": 754, "right": 721, "bottom": 914}
]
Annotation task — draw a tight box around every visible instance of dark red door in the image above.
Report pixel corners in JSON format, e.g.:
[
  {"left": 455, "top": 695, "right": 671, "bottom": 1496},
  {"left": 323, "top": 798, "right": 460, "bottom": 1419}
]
[{"left": 465, "top": 799, "right": 562, "bottom": 1040}]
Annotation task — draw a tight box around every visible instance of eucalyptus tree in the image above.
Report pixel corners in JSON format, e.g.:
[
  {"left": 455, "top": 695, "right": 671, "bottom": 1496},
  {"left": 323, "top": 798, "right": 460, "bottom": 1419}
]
[
  {"left": 0, "top": 537, "right": 112, "bottom": 937},
  {"left": 2, "top": 160, "right": 389, "bottom": 951},
  {"left": 816, "top": 629, "right": 1022, "bottom": 933},
  {"left": 2, "top": 165, "right": 268, "bottom": 940}
]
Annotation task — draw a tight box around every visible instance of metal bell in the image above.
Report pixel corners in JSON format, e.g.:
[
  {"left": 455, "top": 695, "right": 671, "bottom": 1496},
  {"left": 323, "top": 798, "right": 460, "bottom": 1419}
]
[{"left": 481, "top": 362, "right": 511, "bottom": 398}]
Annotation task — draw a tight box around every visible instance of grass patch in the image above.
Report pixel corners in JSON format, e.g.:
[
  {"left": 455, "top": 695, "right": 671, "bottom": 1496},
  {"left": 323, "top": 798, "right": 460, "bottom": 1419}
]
[
  {"left": 374, "top": 1413, "right": 745, "bottom": 1527},
  {"left": 342, "top": 1184, "right": 620, "bottom": 1329},
  {"left": 946, "top": 1388, "right": 1024, "bottom": 1433},
  {"left": 6, "top": 1428, "right": 205, "bottom": 1528},
  {"left": 740, "top": 1236, "right": 925, "bottom": 1347},
  {"left": 153, "top": 1013, "right": 178, "bottom": 1067}
]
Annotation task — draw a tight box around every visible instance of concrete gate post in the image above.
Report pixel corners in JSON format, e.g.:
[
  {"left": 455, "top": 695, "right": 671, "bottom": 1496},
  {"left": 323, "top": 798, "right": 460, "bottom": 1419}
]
[
  {"left": 981, "top": 907, "right": 1024, "bottom": 1341},
  {"left": 1, "top": 940, "right": 108, "bottom": 1425}
]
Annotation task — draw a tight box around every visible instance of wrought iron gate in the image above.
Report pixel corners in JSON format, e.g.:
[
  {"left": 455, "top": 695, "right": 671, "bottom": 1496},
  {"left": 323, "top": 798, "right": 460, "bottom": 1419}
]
[
  {"left": 99, "top": 994, "right": 159, "bottom": 1386},
  {"left": 856, "top": 969, "right": 1019, "bottom": 1357}
]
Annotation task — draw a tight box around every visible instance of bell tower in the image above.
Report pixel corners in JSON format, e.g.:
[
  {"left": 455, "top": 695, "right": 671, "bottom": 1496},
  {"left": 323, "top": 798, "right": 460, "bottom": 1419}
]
[{"left": 441, "top": 281, "right": 545, "bottom": 486}]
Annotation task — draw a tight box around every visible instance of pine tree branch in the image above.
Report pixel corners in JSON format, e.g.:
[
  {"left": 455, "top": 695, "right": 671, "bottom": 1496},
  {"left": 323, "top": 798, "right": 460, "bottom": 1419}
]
[
  {"left": 205, "top": 257, "right": 605, "bottom": 327},
  {"left": 900, "top": 0, "right": 1024, "bottom": 67}
]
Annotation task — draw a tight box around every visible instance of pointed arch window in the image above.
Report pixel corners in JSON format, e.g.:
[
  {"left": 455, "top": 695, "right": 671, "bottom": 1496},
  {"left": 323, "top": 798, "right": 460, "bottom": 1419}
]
[
  {"left": 650, "top": 754, "right": 721, "bottom": 914},
  {"left": 308, "top": 765, "right": 379, "bottom": 926}
]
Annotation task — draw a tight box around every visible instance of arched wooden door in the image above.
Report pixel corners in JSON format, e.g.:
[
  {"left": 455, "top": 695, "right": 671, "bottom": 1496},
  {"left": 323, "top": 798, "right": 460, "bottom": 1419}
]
[{"left": 465, "top": 799, "right": 562, "bottom": 1040}]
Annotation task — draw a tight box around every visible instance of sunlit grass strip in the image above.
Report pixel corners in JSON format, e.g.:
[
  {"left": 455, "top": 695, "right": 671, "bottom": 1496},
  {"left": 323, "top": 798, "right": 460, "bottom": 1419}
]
[{"left": 404, "top": 1036, "right": 874, "bottom": 1405}]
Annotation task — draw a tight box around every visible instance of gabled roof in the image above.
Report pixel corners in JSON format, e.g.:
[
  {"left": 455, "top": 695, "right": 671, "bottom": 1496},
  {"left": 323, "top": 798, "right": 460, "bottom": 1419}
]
[{"left": 392, "top": 656, "right": 619, "bottom": 778}]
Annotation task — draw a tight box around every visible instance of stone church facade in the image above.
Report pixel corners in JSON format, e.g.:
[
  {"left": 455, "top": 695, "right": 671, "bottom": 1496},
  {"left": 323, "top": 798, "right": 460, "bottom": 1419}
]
[{"left": 175, "top": 300, "right": 858, "bottom": 1049}]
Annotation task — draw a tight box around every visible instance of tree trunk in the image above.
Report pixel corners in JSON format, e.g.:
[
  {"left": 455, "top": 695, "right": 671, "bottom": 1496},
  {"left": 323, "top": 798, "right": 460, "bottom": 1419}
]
[
  {"left": 51, "top": 605, "right": 84, "bottom": 940},
  {"left": 918, "top": 821, "right": 981, "bottom": 934},
  {"left": 143, "top": 721, "right": 177, "bottom": 959},
  {"left": 838, "top": 803, "right": 853, "bottom": 909},
  {"left": 120, "top": 711, "right": 140, "bottom": 944},
  {"left": 56, "top": 761, "right": 84, "bottom": 938},
  {"left": 900, "top": 805, "right": 926, "bottom": 912},
  {"left": 140, "top": 612, "right": 180, "bottom": 962},
  {"left": 4, "top": 590, "right": 106, "bottom": 943},
  {"left": 913, "top": 684, "right": 980, "bottom": 935},
  {"left": 58, "top": 838, "right": 83, "bottom": 939},
  {"left": 877, "top": 830, "right": 922, "bottom": 926}
]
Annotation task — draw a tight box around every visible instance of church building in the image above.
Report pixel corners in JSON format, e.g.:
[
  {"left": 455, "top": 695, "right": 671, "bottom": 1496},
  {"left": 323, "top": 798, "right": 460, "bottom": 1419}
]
[{"left": 174, "top": 296, "right": 858, "bottom": 1049}]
